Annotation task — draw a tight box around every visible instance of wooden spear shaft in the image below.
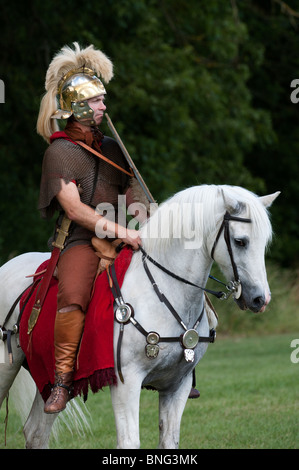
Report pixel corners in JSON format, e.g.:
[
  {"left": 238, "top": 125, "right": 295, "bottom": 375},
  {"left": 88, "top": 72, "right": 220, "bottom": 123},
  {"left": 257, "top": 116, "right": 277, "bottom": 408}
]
[{"left": 105, "top": 113, "right": 155, "bottom": 204}]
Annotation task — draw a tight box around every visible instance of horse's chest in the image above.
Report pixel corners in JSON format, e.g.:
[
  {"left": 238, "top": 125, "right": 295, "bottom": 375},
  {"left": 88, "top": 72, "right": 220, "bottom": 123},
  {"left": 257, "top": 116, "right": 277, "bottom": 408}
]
[{"left": 140, "top": 342, "right": 208, "bottom": 389}]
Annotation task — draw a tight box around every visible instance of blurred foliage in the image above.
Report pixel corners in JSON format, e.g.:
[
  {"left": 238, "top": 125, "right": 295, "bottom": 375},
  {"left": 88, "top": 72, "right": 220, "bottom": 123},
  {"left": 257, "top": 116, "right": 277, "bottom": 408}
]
[{"left": 0, "top": 0, "right": 298, "bottom": 266}]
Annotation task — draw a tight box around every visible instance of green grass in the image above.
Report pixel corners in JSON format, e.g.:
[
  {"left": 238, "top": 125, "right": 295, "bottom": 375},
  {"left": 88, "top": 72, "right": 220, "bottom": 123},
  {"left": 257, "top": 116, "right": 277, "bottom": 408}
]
[
  {"left": 1, "top": 333, "right": 298, "bottom": 449},
  {"left": 180, "top": 334, "right": 299, "bottom": 449}
]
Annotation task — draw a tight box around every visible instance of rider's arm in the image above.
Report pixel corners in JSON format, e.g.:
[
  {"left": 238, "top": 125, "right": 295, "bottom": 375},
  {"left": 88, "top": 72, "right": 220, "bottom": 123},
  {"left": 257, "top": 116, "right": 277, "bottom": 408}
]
[{"left": 56, "top": 179, "right": 141, "bottom": 249}]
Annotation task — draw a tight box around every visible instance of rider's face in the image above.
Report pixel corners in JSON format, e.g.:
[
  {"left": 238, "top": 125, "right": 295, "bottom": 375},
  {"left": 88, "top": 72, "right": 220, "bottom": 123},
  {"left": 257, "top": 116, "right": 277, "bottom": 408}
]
[{"left": 87, "top": 95, "right": 106, "bottom": 125}]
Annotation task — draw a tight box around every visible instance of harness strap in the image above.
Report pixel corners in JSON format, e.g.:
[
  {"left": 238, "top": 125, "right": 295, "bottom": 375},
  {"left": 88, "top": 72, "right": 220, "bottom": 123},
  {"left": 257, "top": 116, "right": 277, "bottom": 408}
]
[
  {"left": 130, "top": 316, "right": 214, "bottom": 343},
  {"left": 116, "top": 324, "right": 125, "bottom": 383},
  {"left": 211, "top": 212, "right": 251, "bottom": 283},
  {"left": 107, "top": 210, "right": 252, "bottom": 383},
  {"left": 142, "top": 255, "right": 188, "bottom": 330},
  {"left": 17, "top": 279, "right": 42, "bottom": 328},
  {"left": 75, "top": 141, "right": 134, "bottom": 177},
  {"left": 1, "top": 286, "right": 29, "bottom": 330},
  {"left": 109, "top": 263, "right": 122, "bottom": 299},
  {"left": 108, "top": 261, "right": 215, "bottom": 383},
  {"left": 211, "top": 212, "right": 251, "bottom": 260},
  {"left": 0, "top": 278, "right": 42, "bottom": 363},
  {"left": 139, "top": 246, "right": 225, "bottom": 299}
]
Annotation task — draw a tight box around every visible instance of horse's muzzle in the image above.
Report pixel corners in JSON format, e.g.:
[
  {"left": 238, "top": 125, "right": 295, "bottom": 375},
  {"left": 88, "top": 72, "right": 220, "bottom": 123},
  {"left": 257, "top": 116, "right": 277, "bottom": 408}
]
[{"left": 235, "top": 286, "right": 270, "bottom": 313}]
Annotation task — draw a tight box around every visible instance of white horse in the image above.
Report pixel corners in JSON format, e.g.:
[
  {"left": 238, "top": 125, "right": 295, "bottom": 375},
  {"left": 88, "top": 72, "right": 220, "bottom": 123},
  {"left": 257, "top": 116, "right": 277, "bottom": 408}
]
[{"left": 0, "top": 184, "right": 279, "bottom": 449}]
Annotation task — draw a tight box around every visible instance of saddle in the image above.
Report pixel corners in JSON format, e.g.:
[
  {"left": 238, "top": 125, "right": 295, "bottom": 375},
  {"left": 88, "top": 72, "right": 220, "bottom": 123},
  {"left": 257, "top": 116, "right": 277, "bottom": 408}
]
[{"left": 91, "top": 237, "right": 126, "bottom": 275}]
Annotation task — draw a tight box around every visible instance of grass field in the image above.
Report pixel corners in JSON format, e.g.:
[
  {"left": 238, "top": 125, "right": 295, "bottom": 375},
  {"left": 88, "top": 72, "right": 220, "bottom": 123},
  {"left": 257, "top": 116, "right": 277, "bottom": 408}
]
[{"left": 1, "top": 333, "right": 298, "bottom": 449}]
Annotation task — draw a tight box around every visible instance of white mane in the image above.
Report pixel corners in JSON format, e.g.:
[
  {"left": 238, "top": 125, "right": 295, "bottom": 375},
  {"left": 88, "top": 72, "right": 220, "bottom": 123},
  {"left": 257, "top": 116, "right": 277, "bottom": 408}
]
[{"left": 140, "top": 184, "right": 272, "bottom": 255}]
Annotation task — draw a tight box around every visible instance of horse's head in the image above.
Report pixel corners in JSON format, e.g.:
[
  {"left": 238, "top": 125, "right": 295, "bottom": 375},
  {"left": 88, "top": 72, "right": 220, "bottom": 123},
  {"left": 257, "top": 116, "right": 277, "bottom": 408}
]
[{"left": 211, "top": 187, "right": 280, "bottom": 313}]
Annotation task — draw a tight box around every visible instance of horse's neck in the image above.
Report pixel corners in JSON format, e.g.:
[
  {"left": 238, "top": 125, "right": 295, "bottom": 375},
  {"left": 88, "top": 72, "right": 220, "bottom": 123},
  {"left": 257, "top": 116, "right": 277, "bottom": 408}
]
[{"left": 140, "top": 241, "right": 212, "bottom": 326}]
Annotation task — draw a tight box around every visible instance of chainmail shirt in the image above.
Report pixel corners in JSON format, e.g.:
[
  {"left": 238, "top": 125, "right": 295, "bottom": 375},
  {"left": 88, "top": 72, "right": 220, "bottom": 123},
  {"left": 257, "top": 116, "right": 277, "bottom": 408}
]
[{"left": 38, "top": 136, "right": 130, "bottom": 251}]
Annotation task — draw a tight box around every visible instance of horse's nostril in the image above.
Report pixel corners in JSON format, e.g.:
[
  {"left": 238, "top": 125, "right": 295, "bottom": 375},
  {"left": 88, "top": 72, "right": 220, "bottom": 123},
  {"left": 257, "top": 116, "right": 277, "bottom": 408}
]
[{"left": 253, "top": 296, "right": 265, "bottom": 309}]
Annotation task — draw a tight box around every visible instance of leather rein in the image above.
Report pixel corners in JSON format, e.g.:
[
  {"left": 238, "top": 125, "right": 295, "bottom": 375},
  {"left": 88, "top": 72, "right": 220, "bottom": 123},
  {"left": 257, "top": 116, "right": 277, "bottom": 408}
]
[{"left": 109, "top": 211, "right": 252, "bottom": 383}]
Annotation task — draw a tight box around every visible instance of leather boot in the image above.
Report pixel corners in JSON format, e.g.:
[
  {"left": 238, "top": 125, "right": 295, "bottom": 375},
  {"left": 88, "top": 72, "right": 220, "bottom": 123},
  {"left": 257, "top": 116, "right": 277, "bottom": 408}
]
[
  {"left": 44, "top": 371, "right": 74, "bottom": 414},
  {"left": 44, "top": 309, "right": 85, "bottom": 414}
]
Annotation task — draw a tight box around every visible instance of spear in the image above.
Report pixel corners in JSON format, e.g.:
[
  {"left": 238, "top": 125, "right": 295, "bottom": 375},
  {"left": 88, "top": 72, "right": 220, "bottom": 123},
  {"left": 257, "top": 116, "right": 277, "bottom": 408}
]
[{"left": 105, "top": 113, "right": 155, "bottom": 205}]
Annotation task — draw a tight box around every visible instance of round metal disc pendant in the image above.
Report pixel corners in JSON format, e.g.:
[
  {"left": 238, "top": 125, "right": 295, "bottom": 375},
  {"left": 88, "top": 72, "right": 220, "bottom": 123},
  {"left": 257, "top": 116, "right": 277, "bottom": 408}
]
[
  {"left": 145, "top": 343, "right": 159, "bottom": 359},
  {"left": 234, "top": 283, "right": 242, "bottom": 300},
  {"left": 146, "top": 331, "right": 160, "bottom": 345},
  {"left": 115, "top": 303, "right": 132, "bottom": 323},
  {"left": 182, "top": 329, "right": 199, "bottom": 349}
]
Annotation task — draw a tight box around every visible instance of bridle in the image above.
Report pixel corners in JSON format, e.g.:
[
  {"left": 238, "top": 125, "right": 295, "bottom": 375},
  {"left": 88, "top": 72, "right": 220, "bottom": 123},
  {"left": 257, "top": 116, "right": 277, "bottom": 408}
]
[
  {"left": 210, "top": 211, "right": 252, "bottom": 298},
  {"left": 139, "top": 211, "right": 252, "bottom": 301},
  {"left": 109, "top": 210, "right": 252, "bottom": 383}
]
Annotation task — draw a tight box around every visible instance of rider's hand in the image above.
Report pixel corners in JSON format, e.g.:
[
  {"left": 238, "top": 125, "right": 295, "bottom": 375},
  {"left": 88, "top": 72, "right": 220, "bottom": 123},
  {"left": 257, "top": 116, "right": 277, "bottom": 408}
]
[{"left": 121, "top": 229, "right": 141, "bottom": 250}]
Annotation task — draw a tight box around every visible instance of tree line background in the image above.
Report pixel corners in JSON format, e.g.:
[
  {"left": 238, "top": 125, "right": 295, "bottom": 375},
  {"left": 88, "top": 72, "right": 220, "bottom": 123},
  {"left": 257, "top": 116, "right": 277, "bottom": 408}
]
[{"left": 1, "top": 0, "right": 299, "bottom": 268}]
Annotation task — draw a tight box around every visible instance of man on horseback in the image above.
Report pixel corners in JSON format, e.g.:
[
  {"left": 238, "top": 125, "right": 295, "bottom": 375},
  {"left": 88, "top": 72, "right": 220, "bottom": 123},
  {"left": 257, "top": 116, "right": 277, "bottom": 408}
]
[{"left": 36, "top": 43, "right": 141, "bottom": 414}]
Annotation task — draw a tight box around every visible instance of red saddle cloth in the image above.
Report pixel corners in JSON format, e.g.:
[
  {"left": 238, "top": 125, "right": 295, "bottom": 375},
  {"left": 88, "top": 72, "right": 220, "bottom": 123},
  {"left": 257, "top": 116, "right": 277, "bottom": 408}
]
[{"left": 19, "top": 246, "right": 133, "bottom": 401}]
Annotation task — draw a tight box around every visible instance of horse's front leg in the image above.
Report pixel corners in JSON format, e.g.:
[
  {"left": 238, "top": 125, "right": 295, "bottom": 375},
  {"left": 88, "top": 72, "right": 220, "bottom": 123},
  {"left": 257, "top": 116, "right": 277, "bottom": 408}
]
[
  {"left": 158, "top": 372, "right": 192, "bottom": 449},
  {"left": 0, "top": 341, "right": 24, "bottom": 408},
  {"left": 23, "top": 387, "right": 58, "bottom": 449},
  {"left": 110, "top": 376, "right": 142, "bottom": 449}
]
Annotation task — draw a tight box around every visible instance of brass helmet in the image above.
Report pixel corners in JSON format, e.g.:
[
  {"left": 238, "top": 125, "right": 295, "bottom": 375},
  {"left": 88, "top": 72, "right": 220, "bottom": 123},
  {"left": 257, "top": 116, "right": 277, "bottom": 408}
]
[
  {"left": 37, "top": 43, "right": 113, "bottom": 142},
  {"left": 53, "top": 65, "right": 106, "bottom": 126}
]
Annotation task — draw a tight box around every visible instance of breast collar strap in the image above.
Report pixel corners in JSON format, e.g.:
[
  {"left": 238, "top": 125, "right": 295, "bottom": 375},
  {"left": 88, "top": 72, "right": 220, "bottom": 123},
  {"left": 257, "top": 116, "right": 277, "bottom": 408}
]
[
  {"left": 141, "top": 255, "right": 205, "bottom": 332},
  {"left": 108, "top": 262, "right": 214, "bottom": 383},
  {"left": 107, "top": 211, "right": 251, "bottom": 383}
]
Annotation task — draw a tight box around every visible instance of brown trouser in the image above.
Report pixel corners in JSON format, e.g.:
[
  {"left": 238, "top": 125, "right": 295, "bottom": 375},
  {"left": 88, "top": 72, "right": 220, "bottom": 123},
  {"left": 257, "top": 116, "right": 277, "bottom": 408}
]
[{"left": 56, "top": 244, "right": 99, "bottom": 312}]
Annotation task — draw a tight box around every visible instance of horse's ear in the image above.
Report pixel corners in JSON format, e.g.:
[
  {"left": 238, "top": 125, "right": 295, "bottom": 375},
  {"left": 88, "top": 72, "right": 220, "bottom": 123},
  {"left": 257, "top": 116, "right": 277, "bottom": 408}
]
[
  {"left": 221, "top": 189, "right": 241, "bottom": 214},
  {"left": 259, "top": 191, "right": 281, "bottom": 208}
]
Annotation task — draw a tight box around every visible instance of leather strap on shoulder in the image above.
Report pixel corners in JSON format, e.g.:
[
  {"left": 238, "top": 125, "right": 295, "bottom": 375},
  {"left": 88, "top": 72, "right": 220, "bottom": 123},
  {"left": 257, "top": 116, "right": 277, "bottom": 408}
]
[{"left": 75, "top": 140, "right": 134, "bottom": 177}]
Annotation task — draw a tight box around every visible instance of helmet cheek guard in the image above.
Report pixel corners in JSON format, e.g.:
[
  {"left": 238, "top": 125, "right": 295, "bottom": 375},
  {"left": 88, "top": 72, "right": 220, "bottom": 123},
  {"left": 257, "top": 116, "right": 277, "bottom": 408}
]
[{"left": 72, "top": 100, "right": 96, "bottom": 126}]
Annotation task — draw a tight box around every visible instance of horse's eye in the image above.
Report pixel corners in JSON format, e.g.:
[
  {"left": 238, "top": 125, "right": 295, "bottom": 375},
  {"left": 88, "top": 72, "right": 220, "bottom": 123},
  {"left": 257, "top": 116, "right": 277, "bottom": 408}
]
[{"left": 234, "top": 238, "right": 247, "bottom": 247}]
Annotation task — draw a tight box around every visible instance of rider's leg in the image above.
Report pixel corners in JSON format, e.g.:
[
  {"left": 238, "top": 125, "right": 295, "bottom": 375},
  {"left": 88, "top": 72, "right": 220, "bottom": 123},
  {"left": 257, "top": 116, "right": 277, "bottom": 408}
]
[
  {"left": 44, "top": 306, "right": 85, "bottom": 414},
  {"left": 44, "top": 245, "right": 99, "bottom": 414}
]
